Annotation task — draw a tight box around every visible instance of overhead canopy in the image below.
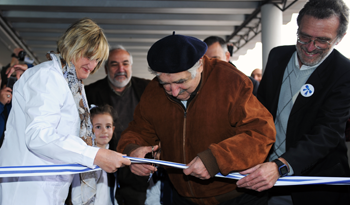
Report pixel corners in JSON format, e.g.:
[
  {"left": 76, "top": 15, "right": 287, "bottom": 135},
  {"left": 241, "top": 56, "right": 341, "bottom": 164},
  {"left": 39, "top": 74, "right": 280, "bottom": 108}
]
[{"left": 0, "top": 0, "right": 306, "bottom": 84}]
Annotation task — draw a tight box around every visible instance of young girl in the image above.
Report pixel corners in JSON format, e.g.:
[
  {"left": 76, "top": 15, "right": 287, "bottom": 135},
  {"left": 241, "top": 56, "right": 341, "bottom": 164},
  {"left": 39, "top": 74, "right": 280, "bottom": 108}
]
[
  {"left": 71, "top": 104, "right": 117, "bottom": 205},
  {"left": 90, "top": 104, "right": 115, "bottom": 149}
]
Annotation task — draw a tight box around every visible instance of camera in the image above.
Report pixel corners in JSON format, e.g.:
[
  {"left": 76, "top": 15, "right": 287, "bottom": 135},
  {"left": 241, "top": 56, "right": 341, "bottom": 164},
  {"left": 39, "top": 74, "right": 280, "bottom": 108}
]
[
  {"left": 6, "top": 76, "right": 17, "bottom": 90},
  {"left": 17, "top": 51, "right": 26, "bottom": 61}
]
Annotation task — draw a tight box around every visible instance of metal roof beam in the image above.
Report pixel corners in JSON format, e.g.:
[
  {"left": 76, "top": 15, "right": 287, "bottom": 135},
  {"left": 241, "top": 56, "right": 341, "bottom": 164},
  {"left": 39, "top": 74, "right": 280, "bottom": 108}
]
[
  {"left": 273, "top": 0, "right": 299, "bottom": 11},
  {"left": 227, "top": 0, "right": 300, "bottom": 54},
  {"left": 0, "top": 0, "right": 260, "bottom": 11},
  {"left": 0, "top": 14, "right": 39, "bottom": 64},
  {"left": 11, "top": 22, "right": 233, "bottom": 32},
  {"left": 2, "top": 11, "right": 245, "bottom": 22}
]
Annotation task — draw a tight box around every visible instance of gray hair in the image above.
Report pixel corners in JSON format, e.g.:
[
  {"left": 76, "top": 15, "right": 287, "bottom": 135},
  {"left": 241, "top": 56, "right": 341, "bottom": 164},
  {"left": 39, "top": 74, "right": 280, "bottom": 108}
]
[
  {"left": 108, "top": 45, "right": 133, "bottom": 65},
  {"left": 297, "top": 0, "right": 349, "bottom": 39},
  {"left": 148, "top": 59, "right": 202, "bottom": 79}
]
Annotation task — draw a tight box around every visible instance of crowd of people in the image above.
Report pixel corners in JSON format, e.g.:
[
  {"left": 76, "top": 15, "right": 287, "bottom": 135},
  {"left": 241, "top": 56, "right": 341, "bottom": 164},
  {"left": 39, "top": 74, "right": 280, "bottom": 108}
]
[{"left": 0, "top": 0, "right": 350, "bottom": 205}]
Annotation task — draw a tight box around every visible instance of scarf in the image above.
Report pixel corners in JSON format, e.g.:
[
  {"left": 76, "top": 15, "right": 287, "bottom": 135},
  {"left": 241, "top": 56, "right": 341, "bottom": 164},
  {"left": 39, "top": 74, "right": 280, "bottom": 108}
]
[{"left": 55, "top": 53, "right": 97, "bottom": 205}]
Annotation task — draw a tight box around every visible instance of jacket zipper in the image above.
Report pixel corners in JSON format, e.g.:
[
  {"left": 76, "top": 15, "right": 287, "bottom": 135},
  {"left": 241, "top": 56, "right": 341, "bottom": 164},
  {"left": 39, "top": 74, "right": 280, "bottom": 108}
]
[
  {"left": 183, "top": 111, "right": 187, "bottom": 164},
  {"left": 183, "top": 110, "right": 196, "bottom": 199},
  {"left": 165, "top": 95, "right": 197, "bottom": 199}
]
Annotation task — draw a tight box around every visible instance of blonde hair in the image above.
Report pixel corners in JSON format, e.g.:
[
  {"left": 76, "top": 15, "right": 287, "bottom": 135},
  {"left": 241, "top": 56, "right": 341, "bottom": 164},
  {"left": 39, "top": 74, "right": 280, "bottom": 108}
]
[{"left": 57, "top": 18, "right": 109, "bottom": 74}]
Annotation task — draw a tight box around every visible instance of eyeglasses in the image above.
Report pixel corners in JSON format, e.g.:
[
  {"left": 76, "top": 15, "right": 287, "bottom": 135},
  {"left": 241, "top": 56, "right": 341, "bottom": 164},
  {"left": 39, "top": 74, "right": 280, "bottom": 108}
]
[{"left": 297, "top": 33, "right": 336, "bottom": 50}]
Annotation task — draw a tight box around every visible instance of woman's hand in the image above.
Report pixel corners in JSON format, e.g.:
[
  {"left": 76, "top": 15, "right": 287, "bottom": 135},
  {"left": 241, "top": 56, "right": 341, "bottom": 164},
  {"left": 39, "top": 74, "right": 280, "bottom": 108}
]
[{"left": 94, "top": 148, "right": 131, "bottom": 173}]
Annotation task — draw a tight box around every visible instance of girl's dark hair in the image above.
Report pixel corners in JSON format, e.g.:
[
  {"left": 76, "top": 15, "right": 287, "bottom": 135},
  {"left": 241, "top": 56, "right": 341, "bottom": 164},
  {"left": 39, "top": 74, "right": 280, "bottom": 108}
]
[{"left": 90, "top": 104, "right": 115, "bottom": 125}]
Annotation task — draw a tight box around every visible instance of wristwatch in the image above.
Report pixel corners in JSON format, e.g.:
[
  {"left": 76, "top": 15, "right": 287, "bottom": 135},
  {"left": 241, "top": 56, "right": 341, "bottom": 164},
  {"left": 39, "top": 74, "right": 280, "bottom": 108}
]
[{"left": 273, "top": 159, "right": 288, "bottom": 177}]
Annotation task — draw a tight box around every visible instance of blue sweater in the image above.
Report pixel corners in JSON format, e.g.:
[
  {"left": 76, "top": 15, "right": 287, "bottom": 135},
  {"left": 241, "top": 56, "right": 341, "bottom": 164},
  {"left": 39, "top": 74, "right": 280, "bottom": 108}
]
[{"left": 0, "top": 102, "right": 11, "bottom": 141}]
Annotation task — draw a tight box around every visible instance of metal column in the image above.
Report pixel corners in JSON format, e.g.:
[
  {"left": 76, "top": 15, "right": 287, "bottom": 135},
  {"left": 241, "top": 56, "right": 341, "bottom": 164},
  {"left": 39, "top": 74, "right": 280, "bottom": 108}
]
[{"left": 261, "top": 3, "right": 283, "bottom": 72}]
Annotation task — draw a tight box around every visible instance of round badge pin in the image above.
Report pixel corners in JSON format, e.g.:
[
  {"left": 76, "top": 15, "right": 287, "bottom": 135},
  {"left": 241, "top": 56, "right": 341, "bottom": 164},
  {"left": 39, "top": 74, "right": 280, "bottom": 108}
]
[{"left": 300, "top": 84, "right": 314, "bottom": 97}]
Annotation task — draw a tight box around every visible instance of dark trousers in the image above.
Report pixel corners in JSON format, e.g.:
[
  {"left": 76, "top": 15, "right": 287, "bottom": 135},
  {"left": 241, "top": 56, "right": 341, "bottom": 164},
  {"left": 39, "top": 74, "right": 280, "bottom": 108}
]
[
  {"left": 171, "top": 186, "right": 267, "bottom": 205},
  {"left": 116, "top": 167, "right": 149, "bottom": 205},
  {"left": 116, "top": 166, "right": 174, "bottom": 205}
]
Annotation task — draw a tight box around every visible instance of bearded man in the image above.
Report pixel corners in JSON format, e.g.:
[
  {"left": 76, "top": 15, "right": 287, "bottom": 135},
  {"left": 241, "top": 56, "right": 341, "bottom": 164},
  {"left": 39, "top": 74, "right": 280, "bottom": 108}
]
[{"left": 85, "top": 46, "right": 151, "bottom": 205}]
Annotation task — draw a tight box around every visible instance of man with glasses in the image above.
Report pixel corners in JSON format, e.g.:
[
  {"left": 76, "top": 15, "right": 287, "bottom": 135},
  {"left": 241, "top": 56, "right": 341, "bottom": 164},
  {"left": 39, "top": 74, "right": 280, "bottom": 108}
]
[{"left": 237, "top": 0, "right": 350, "bottom": 204}]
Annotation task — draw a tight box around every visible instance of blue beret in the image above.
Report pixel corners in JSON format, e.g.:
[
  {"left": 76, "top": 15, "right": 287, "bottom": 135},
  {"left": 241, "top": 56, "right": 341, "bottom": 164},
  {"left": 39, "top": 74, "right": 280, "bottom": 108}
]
[{"left": 147, "top": 33, "right": 207, "bottom": 73}]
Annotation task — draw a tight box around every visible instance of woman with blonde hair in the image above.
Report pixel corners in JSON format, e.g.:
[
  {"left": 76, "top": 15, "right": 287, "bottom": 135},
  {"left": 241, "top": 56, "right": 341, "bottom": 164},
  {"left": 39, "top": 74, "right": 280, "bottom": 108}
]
[{"left": 0, "top": 18, "right": 130, "bottom": 205}]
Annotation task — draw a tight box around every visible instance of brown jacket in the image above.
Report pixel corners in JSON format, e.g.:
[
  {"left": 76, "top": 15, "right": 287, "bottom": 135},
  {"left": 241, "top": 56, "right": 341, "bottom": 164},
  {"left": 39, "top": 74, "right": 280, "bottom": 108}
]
[{"left": 117, "top": 56, "right": 276, "bottom": 204}]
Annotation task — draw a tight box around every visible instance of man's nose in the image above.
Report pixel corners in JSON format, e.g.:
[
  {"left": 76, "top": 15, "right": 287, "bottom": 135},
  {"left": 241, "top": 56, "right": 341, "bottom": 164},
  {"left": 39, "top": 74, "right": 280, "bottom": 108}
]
[
  {"left": 171, "top": 84, "right": 180, "bottom": 97},
  {"left": 117, "top": 65, "right": 126, "bottom": 73},
  {"left": 306, "top": 39, "right": 317, "bottom": 52}
]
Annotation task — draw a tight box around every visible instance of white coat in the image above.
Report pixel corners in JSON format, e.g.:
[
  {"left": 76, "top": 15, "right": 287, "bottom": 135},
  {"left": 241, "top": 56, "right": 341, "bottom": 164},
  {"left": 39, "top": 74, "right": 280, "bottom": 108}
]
[{"left": 0, "top": 54, "right": 99, "bottom": 205}]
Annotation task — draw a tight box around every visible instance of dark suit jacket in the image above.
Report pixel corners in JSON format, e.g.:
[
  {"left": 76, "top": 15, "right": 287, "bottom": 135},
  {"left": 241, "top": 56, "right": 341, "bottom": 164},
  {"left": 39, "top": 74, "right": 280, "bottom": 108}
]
[
  {"left": 248, "top": 76, "right": 259, "bottom": 96},
  {"left": 85, "top": 76, "right": 150, "bottom": 107},
  {"left": 85, "top": 76, "right": 150, "bottom": 150},
  {"left": 229, "top": 61, "right": 259, "bottom": 96},
  {"left": 258, "top": 46, "right": 350, "bottom": 204}
]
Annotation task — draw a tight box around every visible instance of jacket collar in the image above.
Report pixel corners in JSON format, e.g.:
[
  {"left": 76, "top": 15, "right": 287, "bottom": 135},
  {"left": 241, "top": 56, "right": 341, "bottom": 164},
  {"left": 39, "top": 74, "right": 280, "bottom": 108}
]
[
  {"left": 268, "top": 46, "right": 336, "bottom": 117},
  {"left": 168, "top": 75, "right": 202, "bottom": 110}
]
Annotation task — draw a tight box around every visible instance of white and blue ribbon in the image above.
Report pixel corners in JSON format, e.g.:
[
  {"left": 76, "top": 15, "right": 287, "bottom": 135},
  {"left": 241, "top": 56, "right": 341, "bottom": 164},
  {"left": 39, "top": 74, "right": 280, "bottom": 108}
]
[
  {"left": 214, "top": 172, "right": 350, "bottom": 186},
  {"left": 1, "top": 157, "right": 350, "bottom": 186},
  {"left": 0, "top": 164, "right": 100, "bottom": 178},
  {"left": 124, "top": 156, "right": 350, "bottom": 186}
]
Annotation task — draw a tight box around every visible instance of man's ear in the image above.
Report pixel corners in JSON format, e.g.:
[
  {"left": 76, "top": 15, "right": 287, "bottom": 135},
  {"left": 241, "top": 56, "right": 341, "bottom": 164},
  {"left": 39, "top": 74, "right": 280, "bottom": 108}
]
[
  {"left": 225, "top": 51, "right": 231, "bottom": 62},
  {"left": 197, "top": 58, "right": 204, "bottom": 72},
  {"left": 335, "top": 32, "right": 346, "bottom": 45}
]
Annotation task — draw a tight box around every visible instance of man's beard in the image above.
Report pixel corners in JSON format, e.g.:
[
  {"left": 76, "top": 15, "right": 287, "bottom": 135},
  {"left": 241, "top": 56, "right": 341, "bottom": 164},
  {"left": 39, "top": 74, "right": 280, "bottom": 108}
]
[
  {"left": 108, "top": 71, "right": 132, "bottom": 88},
  {"left": 296, "top": 44, "right": 333, "bottom": 67}
]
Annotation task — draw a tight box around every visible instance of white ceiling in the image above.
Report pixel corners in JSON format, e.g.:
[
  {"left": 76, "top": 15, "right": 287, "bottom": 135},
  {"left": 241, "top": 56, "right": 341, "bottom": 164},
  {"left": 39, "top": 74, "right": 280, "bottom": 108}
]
[{"left": 0, "top": 0, "right": 307, "bottom": 85}]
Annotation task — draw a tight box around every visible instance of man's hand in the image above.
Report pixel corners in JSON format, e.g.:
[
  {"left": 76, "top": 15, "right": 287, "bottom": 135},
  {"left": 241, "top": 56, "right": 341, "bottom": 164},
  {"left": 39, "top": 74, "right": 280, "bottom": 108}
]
[
  {"left": 13, "top": 48, "right": 23, "bottom": 57},
  {"left": 93, "top": 148, "right": 131, "bottom": 173},
  {"left": 6, "top": 64, "right": 28, "bottom": 80},
  {"left": 129, "top": 145, "right": 159, "bottom": 176},
  {"left": 236, "top": 162, "right": 280, "bottom": 192},
  {"left": 10, "top": 57, "right": 19, "bottom": 67},
  {"left": 183, "top": 156, "right": 210, "bottom": 180},
  {"left": 10, "top": 48, "right": 23, "bottom": 67},
  {"left": 0, "top": 87, "right": 12, "bottom": 105}
]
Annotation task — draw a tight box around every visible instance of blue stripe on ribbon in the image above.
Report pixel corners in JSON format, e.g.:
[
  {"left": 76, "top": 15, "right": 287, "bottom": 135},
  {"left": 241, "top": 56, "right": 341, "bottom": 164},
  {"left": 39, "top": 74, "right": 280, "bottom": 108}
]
[
  {"left": 0, "top": 164, "right": 101, "bottom": 177},
  {"left": 0, "top": 164, "right": 84, "bottom": 169},
  {"left": 1, "top": 157, "right": 350, "bottom": 186},
  {"left": 0, "top": 168, "right": 93, "bottom": 174},
  {"left": 124, "top": 156, "right": 350, "bottom": 186}
]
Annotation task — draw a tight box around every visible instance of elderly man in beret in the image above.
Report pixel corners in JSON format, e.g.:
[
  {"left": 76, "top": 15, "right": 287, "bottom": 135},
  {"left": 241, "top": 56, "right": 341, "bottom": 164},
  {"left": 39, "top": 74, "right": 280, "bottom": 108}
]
[{"left": 117, "top": 33, "right": 276, "bottom": 205}]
